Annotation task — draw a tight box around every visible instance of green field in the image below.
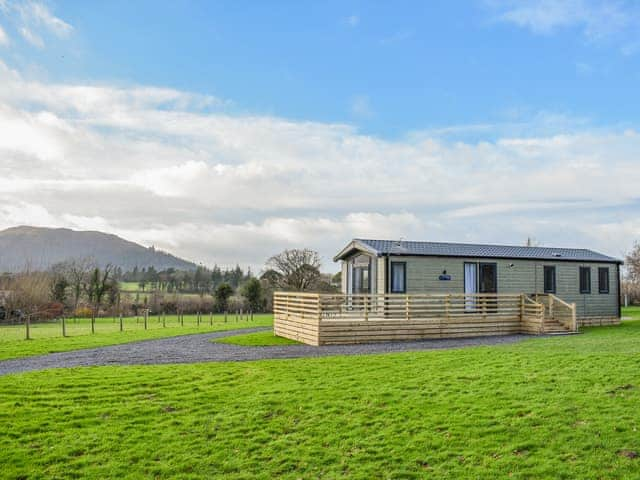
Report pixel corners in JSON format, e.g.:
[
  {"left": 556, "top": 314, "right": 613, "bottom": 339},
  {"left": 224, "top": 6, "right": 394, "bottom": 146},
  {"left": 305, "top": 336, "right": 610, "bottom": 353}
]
[
  {"left": 214, "top": 330, "right": 300, "bottom": 346},
  {"left": 0, "top": 308, "right": 639, "bottom": 478},
  {"left": 119, "top": 281, "right": 142, "bottom": 292},
  {"left": 0, "top": 314, "right": 273, "bottom": 361}
]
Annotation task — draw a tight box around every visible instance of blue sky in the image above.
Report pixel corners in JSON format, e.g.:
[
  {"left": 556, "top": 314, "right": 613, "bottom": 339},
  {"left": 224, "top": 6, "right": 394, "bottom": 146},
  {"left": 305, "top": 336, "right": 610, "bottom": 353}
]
[
  {"left": 8, "top": 0, "right": 640, "bottom": 138},
  {"left": 0, "top": 0, "right": 639, "bottom": 270}
]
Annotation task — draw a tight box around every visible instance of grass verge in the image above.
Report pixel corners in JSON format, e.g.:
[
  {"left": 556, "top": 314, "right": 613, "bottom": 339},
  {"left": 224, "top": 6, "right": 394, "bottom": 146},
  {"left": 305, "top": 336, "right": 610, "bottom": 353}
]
[
  {"left": 214, "top": 330, "right": 300, "bottom": 346},
  {"left": 0, "top": 310, "right": 639, "bottom": 478},
  {"left": 0, "top": 314, "right": 273, "bottom": 360}
]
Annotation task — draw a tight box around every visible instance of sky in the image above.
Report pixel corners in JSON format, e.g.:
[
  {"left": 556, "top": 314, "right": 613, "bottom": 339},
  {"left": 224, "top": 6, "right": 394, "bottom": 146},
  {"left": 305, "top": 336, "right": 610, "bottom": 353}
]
[{"left": 0, "top": 0, "right": 639, "bottom": 273}]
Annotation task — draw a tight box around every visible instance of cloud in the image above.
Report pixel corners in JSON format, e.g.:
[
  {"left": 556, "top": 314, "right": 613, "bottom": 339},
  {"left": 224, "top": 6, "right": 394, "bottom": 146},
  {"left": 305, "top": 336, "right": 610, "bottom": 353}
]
[
  {"left": 488, "top": 0, "right": 640, "bottom": 53},
  {"left": 0, "top": 60, "right": 638, "bottom": 271},
  {"left": 23, "top": 1, "right": 72, "bottom": 37},
  {"left": 0, "top": 23, "right": 8, "bottom": 45},
  {"left": 0, "top": 0, "right": 72, "bottom": 49},
  {"left": 19, "top": 26, "right": 42, "bottom": 47}
]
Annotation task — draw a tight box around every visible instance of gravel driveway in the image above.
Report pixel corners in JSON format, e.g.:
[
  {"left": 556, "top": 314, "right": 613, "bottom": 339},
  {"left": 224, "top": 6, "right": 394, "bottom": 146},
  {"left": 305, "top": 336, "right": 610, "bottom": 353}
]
[{"left": 0, "top": 327, "right": 534, "bottom": 376}]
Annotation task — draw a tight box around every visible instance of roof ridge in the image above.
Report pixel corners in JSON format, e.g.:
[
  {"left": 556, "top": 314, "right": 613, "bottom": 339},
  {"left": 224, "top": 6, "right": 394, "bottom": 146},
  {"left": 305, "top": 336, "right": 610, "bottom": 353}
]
[
  {"left": 357, "top": 238, "right": 600, "bottom": 252},
  {"left": 348, "top": 238, "right": 621, "bottom": 263}
]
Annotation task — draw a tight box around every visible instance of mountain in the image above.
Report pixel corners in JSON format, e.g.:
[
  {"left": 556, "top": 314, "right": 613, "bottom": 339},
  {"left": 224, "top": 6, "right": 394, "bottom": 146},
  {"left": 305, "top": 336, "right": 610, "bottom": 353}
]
[{"left": 0, "top": 226, "right": 198, "bottom": 272}]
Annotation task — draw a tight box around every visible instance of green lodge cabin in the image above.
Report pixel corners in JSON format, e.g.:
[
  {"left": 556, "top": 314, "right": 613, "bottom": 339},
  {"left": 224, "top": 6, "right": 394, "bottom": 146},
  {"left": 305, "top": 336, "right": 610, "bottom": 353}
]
[{"left": 274, "top": 239, "right": 622, "bottom": 346}]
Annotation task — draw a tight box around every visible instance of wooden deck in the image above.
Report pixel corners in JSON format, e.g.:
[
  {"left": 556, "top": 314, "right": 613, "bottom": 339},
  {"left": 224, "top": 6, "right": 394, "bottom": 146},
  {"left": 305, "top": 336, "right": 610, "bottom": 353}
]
[{"left": 273, "top": 292, "right": 577, "bottom": 346}]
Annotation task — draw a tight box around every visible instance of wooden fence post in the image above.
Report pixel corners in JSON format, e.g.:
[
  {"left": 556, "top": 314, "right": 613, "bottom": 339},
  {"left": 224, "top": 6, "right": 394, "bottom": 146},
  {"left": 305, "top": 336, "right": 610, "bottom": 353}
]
[
  {"left": 91, "top": 312, "right": 95, "bottom": 334},
  {"left": 62, "top": 316, "right": 66, "bottom": 337},
  {"left": 210, "top": 312, "right": 213, "bottom": 326},
  {"left": 162, "top": 312, "right": 166, "bottom": 328},
  {"left": 25, "top": 315, "right": 30, "bottom": 340},
  {"left": 144, "top": 310, "right": 148, "bottom": 330},
  {"left": 224, "top": 311, "right": 228, "bottom": 323},
  {"left": 119, "top": 313, "right": 123, "bottom": 332}
]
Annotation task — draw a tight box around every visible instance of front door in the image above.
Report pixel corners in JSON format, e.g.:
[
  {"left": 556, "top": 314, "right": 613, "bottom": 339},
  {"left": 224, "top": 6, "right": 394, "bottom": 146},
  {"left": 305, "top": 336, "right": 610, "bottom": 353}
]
[
  {"left": 479, "top": 263, "right": 497, "bottom": 311},
  {"left": 478, "top": 263, "right": 497, "bottom": 293}
]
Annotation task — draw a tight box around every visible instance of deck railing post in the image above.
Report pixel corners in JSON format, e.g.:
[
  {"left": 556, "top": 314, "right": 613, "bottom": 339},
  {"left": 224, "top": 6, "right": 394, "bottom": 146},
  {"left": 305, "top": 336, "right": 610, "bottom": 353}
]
[
  {"left": 571, "top": 302, "right": 577, "bottom": 332},
  {"left": 405, "top": 294, "right": 410, "bottom": 321},
  {"left": 445, "top": 294, "right": 451, "bottom": 321},
  {"left": 364, "top": 295, "right": 368, "bottom": 321},
  {"left": 549, "top": 295, "right": 554, "bottom": 320},
  {"left": 520, "top": 294, "right": 525, "bottom": 322}
]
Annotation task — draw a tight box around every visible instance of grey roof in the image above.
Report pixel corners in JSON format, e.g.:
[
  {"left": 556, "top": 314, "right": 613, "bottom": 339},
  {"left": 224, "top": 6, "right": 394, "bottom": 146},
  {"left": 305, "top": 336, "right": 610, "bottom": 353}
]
[{"left": 335, "top": 238, "right": 622, "bottom": 263}]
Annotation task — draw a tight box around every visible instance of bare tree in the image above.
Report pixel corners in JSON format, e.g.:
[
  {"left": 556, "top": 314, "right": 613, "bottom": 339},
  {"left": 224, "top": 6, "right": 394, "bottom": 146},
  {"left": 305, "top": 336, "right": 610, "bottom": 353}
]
[
  {"left": 58, "top": 258, "right": 94, "bottom": 316},
  {"left": 85, "top": 265, "right": 113, "bottom": 332},
  {"left": 626, "top": 242, "right": 640, "bottom": 284},
  {"left": 624, "top": 243, "right": 640, "bottom": 305},
  {"left": 266, "top": 248, "right": 322, "bottom": 291}
]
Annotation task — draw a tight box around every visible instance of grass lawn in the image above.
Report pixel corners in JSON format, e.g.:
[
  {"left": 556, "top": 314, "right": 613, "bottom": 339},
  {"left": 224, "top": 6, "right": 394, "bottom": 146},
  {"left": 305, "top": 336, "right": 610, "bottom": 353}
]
[
  {"left": 622, "top": 305, "right": 640, "bottom": 318},
  {"left": 214, "top": 330, "right": 300, "bottom": 346},
  {"left": 0, "top": 309, "right": 639, "bottom": 478},
  {"left": 0, "top": 314, "right": 273, "bottom": 361}
]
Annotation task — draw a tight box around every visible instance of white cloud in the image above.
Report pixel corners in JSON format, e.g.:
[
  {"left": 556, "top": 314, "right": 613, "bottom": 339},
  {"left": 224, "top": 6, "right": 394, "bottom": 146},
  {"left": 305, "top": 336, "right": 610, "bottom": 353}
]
[
  {"left": 24, "top": 1, "right": 72, "bottom": 37},
  {"left": 488, "top": 0, "right": 640, "bottom": 53},
  {"left": 0, "top": 23, "right": 8, "bottom": 45},
  {"left": 0, "top": 60, "right": 638, "bottom": 271},
  {"left": 0, "top": 0, "right": 72, "bottom": 49},
  {"left": 19, "top": 26, "right": 43, "bottom": 47}
]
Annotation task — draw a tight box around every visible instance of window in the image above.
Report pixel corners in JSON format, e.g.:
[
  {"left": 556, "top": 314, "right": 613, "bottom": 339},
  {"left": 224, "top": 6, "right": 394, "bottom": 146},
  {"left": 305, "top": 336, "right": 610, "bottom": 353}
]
[
  {"left": 543, "top": 266, "right": 556, "bottom": 293},
  {"left": 598, "top": 267, "right": 609, "bottom": 294},
  {"left": 579, "top": 267, "right": 591, "bottom": 294},
  {"left": 390, "top": 262, "right": 406, "bottom": 293}
]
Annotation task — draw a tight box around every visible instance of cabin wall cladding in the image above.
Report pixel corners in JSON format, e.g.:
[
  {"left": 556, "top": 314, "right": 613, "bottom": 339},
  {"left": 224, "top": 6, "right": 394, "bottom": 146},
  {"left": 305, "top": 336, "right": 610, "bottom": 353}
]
[{"left": 344, "top": 256, "right": 620, "bottom": 319}]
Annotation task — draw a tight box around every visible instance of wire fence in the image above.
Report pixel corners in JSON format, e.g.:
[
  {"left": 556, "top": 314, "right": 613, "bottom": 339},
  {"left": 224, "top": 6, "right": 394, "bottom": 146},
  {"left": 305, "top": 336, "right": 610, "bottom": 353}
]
[{"left": 0, "top": 310, "right": 262, "bottom": 341}]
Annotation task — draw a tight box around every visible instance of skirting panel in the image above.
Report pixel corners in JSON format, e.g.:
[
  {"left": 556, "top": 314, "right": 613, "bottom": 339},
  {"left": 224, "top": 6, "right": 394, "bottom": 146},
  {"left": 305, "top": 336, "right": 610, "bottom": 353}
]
[{"left": 578, "top": 316, "right": 621, "bottom": 327}]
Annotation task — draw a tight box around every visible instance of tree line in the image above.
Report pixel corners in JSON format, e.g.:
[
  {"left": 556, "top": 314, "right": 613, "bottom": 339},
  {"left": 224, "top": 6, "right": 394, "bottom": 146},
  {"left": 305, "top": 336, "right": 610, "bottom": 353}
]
[
  {"left": 120, "top": 264, "right": 251, "bottom": 293},
  {"left": 0, "top": 248, "right": 339, "bottom": 322}
]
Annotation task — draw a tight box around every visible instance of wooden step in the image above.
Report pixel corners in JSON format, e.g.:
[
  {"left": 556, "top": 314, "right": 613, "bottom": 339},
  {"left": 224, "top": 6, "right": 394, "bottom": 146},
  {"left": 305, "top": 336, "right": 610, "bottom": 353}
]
[{"left": 543, "top": 320, "right": 572, "bottom": 334}]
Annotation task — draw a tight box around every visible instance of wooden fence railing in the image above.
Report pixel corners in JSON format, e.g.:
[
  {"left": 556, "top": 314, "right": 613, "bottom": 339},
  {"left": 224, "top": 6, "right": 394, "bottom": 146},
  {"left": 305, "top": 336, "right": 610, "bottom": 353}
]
[{"left": 273, "top": 292, "right": 552, "bottom": 345}]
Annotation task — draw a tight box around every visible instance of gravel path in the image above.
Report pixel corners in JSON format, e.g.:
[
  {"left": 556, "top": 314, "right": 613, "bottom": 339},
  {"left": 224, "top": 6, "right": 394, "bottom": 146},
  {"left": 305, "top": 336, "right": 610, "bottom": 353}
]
[{"left": 0, "top": 328, "right": 535, "bottom": 376}]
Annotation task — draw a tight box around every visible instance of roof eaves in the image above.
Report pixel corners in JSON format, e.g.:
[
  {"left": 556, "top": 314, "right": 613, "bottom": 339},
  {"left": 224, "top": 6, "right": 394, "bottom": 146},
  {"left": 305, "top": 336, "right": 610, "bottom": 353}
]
[{"left": 333, "top": 239, "right": 380, "bottom": 262}]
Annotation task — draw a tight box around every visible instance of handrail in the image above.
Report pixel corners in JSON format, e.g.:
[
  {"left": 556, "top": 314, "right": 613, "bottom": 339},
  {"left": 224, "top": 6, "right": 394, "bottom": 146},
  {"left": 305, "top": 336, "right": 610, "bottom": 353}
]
[
  {"left": 274, "top": 292, "right": 546, "bottom": 325},
  {"left": 273, "top": 291, "right": 554, "bottom": 344},
  {"left": 546, "top": 293, "right": 574, "bottom": 310},
  {"left": 546, "top": 293, "right": 577, "bottom": 332}
]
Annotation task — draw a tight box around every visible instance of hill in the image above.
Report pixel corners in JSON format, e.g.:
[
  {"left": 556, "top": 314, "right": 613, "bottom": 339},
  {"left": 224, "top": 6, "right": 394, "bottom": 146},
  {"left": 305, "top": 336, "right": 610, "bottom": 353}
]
[{"left": 0, "top": 226, "right": 198, "bottom": 272}]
